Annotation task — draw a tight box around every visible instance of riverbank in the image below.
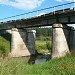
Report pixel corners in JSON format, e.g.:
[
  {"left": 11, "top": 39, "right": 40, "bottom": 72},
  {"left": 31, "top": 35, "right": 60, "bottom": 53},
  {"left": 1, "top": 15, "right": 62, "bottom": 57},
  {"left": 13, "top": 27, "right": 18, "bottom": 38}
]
[
  {"left": 35, "top": 40, "right": 52, "bottom": 54},
  {"left": 0, "top": 36, "right": 52, "bottom": 56},
  {"left": 0, "top": 51, "right": 75, "bottom": 75}
]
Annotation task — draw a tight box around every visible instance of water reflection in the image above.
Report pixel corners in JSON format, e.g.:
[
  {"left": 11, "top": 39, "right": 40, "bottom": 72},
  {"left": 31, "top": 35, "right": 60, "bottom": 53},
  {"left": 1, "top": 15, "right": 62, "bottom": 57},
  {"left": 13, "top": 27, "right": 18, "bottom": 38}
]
[
  {"left": 28, "top": 54, "right": 51, "bottom": 64},
  {"left": 0, "top": 54, "right": 51, "bottom": 64},
  {"left": 1, "top": 54, "right": 51, "bottom": 64},
  {"left": 35, "top": 58, "right": 46, "bottom": 64}
]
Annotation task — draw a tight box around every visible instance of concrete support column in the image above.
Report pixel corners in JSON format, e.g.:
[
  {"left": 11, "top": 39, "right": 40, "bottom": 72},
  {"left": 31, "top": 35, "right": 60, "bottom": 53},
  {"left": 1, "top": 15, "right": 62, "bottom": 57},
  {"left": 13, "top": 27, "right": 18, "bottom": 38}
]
[
  {"left": 27, "top": 30, "right": 36, "bottom": 55},
  {"left": 69, "top": 27, "right": 75, "bottom": 51},
  {"left": 52, "top": 24, "right": 70, "bottom": 58},
  {"left": 10, "top": 28, "right": 36, "bottom": 57}
]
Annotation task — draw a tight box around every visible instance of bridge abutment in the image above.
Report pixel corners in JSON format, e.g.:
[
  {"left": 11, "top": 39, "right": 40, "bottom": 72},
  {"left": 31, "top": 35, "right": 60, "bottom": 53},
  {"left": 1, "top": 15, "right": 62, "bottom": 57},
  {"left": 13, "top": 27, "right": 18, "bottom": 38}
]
[
  {"left": 9, "top": 28, "right": 36, "bottom": 57},
  {"left": 52, "top": 24, "right": 70, "bottom": 58}
]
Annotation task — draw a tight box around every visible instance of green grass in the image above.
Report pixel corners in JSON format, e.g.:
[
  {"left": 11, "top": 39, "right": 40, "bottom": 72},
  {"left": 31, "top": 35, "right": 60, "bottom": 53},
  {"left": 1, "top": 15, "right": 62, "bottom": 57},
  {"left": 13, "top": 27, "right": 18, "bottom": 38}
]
[
  {"left": 0, "top": 34, "right": 75, "bottom": 75},
  {"left": 35, "top": 41, "right": 52, "bottom": 54},
  {"left": 0, "top": 36, "right": 10, "bottom": 57},
  {"left": 0, "top": 52, "right": 75, "bottom": 75},
  {"left": 0, "top": 35, "right": 52, "bottom": 56}
]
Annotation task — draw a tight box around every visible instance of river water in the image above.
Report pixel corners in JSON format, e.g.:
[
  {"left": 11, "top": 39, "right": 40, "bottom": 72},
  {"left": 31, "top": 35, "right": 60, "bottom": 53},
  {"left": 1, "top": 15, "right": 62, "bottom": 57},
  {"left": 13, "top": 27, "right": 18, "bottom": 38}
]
[
  {"left": 21, "top": 54, "right": 51, "bottom": 64},
  {"left": 0, "top": 54, "right": 51, "bottom": 65}
]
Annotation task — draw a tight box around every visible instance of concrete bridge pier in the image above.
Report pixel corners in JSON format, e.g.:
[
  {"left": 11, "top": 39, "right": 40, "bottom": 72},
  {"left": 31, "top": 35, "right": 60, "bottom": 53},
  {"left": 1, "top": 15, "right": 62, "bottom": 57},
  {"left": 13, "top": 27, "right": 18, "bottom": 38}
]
[
  {"left": 69, "top": 27, "right": 75, "bottom": 51},
  {"left": 9, "top": 28, "right": 36, "bottom": 57},
  {"left": 52, "top": 24, "right": 70, "bottom": 58}
]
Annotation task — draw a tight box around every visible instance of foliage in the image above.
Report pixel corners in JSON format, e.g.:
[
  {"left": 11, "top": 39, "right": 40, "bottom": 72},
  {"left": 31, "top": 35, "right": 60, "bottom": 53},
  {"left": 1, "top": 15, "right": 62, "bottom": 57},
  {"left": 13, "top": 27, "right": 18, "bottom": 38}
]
[
  {"left": 0, "top": 52, "right": 75, "bottom": 75},
  {"left": 0, "top": 36, "right": 10, "bottom": 57},
  {"left": 35, "top": 41, "right": 51, "bottom": 54},
  {"left": 46, "top": 41, "right": 52, "bottom": 50},
  {"left": 36, "top": 27, "right": 52, "bottom": 37},
  {"left": 35, "top": 27, "right": 52, "bottom": 41}
]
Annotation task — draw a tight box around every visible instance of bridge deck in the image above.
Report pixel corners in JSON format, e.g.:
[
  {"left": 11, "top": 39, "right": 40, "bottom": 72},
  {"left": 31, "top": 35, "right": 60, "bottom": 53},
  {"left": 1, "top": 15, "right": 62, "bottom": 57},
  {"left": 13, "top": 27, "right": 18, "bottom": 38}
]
[{"left": 0, "top": 8, "right": 75, "bottom": 30}]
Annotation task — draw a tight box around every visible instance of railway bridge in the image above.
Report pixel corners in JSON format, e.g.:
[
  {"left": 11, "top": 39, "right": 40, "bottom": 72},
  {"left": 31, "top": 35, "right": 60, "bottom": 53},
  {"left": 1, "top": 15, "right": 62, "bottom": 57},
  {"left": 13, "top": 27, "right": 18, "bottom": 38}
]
[{"left": 0, "top": 2, "right": 75, "bottom": 58}]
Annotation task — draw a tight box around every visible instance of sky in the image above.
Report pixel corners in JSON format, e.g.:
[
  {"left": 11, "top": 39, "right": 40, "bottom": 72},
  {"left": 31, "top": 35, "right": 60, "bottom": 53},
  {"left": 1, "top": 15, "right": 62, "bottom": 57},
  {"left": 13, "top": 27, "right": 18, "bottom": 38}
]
[{"left": 0, "top": 0, "right": 75, "bottom": 27}]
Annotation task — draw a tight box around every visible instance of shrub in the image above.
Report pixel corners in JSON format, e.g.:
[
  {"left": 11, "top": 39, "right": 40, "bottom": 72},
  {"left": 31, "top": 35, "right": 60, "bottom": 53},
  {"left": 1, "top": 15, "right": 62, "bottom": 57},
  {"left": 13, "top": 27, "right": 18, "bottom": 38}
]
[
  {"left": 0, "top": 36, "right": 10, "bottom": 57},
  {"left": 46, "top": 41, "right": 52, "bottom": 50}
]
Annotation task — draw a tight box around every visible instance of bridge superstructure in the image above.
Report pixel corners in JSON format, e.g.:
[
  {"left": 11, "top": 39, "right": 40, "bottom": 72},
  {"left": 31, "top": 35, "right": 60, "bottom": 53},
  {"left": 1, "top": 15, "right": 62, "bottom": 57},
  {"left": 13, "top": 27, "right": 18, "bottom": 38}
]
[
  {"left": 0, "top": 8, "right": 75, "bottom": 30},
  {"left": 0, "top": 2, "right": 75, "bottom": 58}
]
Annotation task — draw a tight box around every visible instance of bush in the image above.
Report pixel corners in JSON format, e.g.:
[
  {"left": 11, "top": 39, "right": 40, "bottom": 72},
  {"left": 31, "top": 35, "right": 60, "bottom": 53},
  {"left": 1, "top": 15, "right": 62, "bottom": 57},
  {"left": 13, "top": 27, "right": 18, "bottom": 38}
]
[
  {"left": 0, "top": 36, "right": 10, "bottom": 57},
  {"left": 35, "top": 41, "right": 52, "bottom": 54},
  {"left": 46, "top": 41, "right": 52, "bottom": 50}
]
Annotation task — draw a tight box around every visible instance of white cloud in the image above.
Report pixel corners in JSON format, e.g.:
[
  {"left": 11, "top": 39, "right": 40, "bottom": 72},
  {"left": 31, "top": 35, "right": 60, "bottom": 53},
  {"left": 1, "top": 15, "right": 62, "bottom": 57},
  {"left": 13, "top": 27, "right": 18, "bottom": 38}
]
[
  {"left": 37, "top": 13, "right": 46, "bottom": 16},
  {"left": 0, "top": 0, "right": 44, "bottom": 10}
]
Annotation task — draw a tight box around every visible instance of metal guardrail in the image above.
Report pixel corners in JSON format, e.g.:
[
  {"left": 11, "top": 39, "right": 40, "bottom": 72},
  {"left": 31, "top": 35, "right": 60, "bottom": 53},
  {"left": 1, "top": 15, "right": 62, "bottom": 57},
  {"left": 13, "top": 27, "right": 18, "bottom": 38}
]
[
  {"left": 53, "top": 2, "right": 75, "bottom": 14},
  {"left": 0, "top": 2, "right": 75, "bottom": 22}
]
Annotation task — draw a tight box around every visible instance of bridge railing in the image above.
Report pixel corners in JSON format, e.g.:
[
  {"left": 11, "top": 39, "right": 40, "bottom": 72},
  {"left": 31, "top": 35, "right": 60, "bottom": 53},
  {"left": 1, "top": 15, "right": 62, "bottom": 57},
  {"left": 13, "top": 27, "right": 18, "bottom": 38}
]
[{"left": 0, "top": 2, "right": 75, "bottom": 22}]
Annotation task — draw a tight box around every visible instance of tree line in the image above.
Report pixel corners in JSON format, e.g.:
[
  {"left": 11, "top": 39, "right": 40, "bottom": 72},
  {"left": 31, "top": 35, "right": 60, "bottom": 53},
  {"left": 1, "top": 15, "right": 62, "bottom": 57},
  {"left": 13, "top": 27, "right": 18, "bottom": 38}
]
[{"left": 35, "top": 27, "right": 52, "bottom": 41}]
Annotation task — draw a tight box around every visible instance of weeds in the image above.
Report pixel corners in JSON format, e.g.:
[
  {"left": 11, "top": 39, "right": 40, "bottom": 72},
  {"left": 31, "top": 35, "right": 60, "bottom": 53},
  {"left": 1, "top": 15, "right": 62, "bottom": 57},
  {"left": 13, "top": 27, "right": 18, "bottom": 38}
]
[
  {"left": 35, "top": 41, "right": 52, "bottom": 54},
  {"left": 0, "top": 51, "right": 75, "bottom": 75},
  {"left": 0, "top": 36, "right": 10, "bottom": 57}
]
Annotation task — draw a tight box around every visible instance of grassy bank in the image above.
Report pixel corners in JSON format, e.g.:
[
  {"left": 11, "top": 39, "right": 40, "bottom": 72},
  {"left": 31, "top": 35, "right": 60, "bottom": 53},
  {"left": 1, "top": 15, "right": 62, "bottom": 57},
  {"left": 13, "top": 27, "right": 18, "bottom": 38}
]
[
  {"left": 0, "top": 36, "right": 52, "bottom": 56},
  {"left": 0, "top": 51, "right": 75, "bottom": 75},
  {"left": 0, "top": 36, "right": 10, "bottom": 57},
  {"left": 35, "top": 41, "right": 52, "bottom": 54}
]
